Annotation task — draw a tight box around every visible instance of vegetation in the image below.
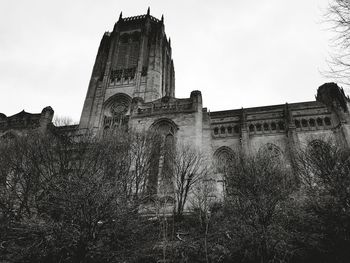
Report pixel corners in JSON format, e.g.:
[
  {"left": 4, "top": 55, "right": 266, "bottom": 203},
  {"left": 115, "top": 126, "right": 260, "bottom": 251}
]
[
  {"left": 1, "top": 128, "right": 350, "bottom": 262},
  {"left": 325, "top": 0, "right": 350, "bottom": 86}
]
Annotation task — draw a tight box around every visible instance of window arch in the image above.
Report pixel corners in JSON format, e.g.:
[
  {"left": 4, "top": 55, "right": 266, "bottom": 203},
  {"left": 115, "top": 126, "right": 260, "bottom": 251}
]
[
  {"left": 301, "top": 119, "right": 308, "bottom": 128},
  {"left": 220, "top": 126, "right": 226, "bottom": 134},
  {"left": 148, "top": 119, "right": 178, "bottom": 196},
  {"left": 324, "top": 117, "right": 332, "bottom": 126},
  {"left": 278, "top": 121, "right": 285, "bottom": 130},
  {"left": 309, "top": 119, "right": 316, "bottom": 127},
  {"left": 103, "top": 93, "right": 132, "bottom": 129},
  {"left": 271, "top": 122, "right": 277, "bottom": 130},
  {"left": 259, "top": 143, "right": 282, "bottom": 159},
  {"left": 214, "top": 127, "right": 219, "bottom": 135},
  {"left": 120, "top": 33, "right": 129, "bottom": 43},
  {"left": 256, "top": 123, "right": 262, "bottom": 132},
  {"left": 263, "top": 123, "right": 269, "bottom": 131},
  {"left": 151, "top": 118, "right": 178, "bottom": 136},
  {"left": 307, "top": 139, "right": 330, "bottom": 157},
  {"left": 214, "top": 146, "right": 235, "bottom": 174}
]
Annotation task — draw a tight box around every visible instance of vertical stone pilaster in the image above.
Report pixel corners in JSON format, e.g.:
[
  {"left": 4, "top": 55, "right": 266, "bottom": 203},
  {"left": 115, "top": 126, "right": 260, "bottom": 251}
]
[{"left": 240, "top": 108, "right": 250, "bottom": 155}]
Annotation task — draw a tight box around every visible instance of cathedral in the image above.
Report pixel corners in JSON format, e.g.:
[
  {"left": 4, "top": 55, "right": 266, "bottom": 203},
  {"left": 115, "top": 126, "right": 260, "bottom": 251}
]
[{"left": 1, "top": 9, "right": 350, "bottom": 177}]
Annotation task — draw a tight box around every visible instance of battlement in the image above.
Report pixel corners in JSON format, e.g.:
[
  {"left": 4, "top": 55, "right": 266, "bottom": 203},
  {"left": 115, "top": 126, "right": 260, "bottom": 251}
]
[{"left": 121, "top": 14, "right": 161, "bottom": 23}]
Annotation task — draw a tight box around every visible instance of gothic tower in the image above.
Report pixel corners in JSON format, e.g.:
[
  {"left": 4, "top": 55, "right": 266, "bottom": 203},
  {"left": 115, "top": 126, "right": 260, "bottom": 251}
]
[{"left": 79, "top": 8, "right": 175, "bottom": 131}]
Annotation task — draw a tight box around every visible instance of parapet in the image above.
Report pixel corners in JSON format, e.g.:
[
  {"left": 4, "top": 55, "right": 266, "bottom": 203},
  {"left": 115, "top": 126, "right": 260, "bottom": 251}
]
[{"left": 0, "top": 107, "right": 54, "bottom": 132}]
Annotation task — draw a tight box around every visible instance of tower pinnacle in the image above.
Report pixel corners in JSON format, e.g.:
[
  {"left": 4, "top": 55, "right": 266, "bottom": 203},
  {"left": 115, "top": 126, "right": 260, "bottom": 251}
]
[{"left": 147, "top": 7, "right": 150, "bottom": 15}]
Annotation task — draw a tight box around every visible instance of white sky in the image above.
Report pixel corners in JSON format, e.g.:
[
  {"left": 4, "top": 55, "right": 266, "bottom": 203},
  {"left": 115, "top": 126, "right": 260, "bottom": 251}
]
[{"left": 0, "top": 0, "right": 337, "bottom": 122}]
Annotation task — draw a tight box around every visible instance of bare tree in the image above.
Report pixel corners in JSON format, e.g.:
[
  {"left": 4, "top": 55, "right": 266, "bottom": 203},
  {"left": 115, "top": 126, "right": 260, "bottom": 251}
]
[
  {"left": 294, "top": 139, "right": 350, "bottom": 262},
  {"left": 53, "top": 116, "right": 77, "bottom": 126},
  {"left": 325, "top": 0, "right": 350, "bottom": 86},
  {"left": 0, "top": 128, "right": 157, "bottom": 262},
  {"left": 170, "top": 144, "right": 209, "bottom": 218},
  {"left": 222, "top": 151, "right": 297, "bottom": 263}
]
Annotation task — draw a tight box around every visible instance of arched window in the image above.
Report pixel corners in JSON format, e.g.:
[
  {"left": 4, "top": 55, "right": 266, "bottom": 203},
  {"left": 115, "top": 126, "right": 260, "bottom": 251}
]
[
  {"left": 234, "top": 125, "right": 240, "bottom": 134},
  {"left": 263, "top": 123, "right": 269, "bottom": 131},
  {"left": 103, "top": 93, "right": 132, "bottom": 129},
  {"left": 214, "top": 127, "right": 219, "bottom": 135},
  {"left": 309, "top": 119, "right": 316, "bottom": 127},
  {"left": 249, "top": 124, "right": 255, "bottom": 133},
  {"left": 256, "top": 123, "right": 262, "bottom": 132},
  {"left": 220, "top": 126, "right": 226, "bottom": 134},
  {"left": 214, "top": 147, "right": 235, "bottom": 174},
  {"left": 317, "top": 117, "right": 323, "bottom": 126},
  {"left": 149, "top": 119, "right": 178, "bottom": 196},
  {"left": 301, "top": 119, "right": 308, "bottom": 128},
  {"left": 227, "top": 126, "right": 232, "bottom": 134},
  {"left": 278, "top": 121, "right": 285, "bottom": 130},
  {"left": 307, "top": 139, "right": 330, "bottom": 157},
  {"left": 324, "top": 117, "right": 332, "bottom": 126},
  {"left": 120, "top": 33, "right": 129, "bottom": 43},
  {"left": 259, "top": 143, "right": 282, "bottom": 159},
  {"left": 295, "top": 120, "right": 301, "bottom": 128},
  {"left": 271, "top": 122, "right": 277, "bottom": 130},
  {"left": 130, "top": 31, "right": 141, "bottom": 42}
]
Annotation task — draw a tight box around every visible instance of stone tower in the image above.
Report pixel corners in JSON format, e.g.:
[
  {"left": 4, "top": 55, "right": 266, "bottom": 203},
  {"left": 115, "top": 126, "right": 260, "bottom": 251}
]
[{"left": 79, "top": 8, "right": 175, "bottom": 131}]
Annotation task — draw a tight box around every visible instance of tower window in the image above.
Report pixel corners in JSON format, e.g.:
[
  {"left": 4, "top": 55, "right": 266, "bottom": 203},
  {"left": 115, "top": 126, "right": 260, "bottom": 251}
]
[
  {"left": 227, "top": 126, "right": 232, "bottom": 134},
  {"left": 294, "top": 120, "right": 300, "bottom": 128},
  {"left": 234, "top": 125, "right": 240, "bottom": 133},
  {"left": 120, "top": 33, "right": 129, "bottom": 43},
  {"left": 220, "top": 126, "right": 226, "bottom": 134},
  {"left": 249, "top": 124, "right": 255, "bottom": 132},
  {"left": 317, "top": 117, "right": 323, "bottom": 126}
]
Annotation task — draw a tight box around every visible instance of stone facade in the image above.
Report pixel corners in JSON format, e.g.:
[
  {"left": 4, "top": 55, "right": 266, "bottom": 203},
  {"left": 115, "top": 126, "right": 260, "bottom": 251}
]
[
  {"left": 76, "top": 11, "right": 350, "bottom": 162},
  {"left": 2, "top": 10, "right": 350, "bottom": 196}
]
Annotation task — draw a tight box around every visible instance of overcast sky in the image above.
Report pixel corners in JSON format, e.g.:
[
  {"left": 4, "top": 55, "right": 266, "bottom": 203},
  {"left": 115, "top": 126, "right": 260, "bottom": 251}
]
[{"left": 0, "top": 0, "right": 337, "bottom": 122}]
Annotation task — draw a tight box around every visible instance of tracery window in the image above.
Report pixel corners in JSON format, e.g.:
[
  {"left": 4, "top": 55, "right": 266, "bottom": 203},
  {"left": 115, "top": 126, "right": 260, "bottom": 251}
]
[
  {"left": 214, "top": 146, "right": 235, "bottom": 174},
  {"left": 259, "top": 143, "right": 282, "bottom": 160},
  {"left": 148, "top": 119, "right": 178, "bottom": 196},
  {"left": 103, "top": 93, "right": 131, "bottom": 130}
]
